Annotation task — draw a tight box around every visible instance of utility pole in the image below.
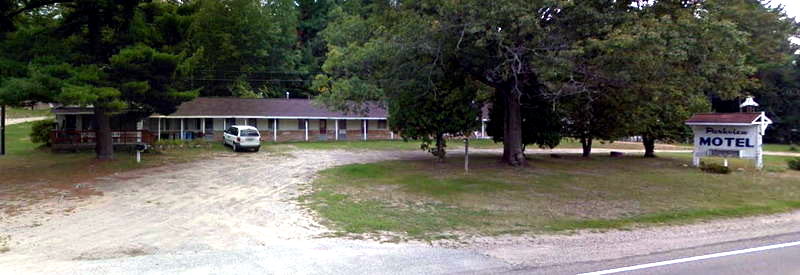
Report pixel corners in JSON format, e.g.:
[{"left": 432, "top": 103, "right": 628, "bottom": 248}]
[{"left": 1, "top": 104, "right": 5, "bottom": 156}]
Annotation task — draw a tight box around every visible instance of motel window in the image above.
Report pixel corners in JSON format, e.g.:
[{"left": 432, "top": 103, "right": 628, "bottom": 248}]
[
  {"left": 377, "top": 120, "right": 387, "bottom": 129},
  {"left": 225, "top": 118, "right": 236, "bottom": 127},
  {"left": 247, "top": 118, "right": 257, "bottom": 128},
  {"left": 338, "top": 120, "right": 347, "bottom": 130},
  {"left": 194, "top": 118, "right": 201, "bottom": 130},
  {"left": 298, "top": 119, "right": 306, "bottom": 130}
]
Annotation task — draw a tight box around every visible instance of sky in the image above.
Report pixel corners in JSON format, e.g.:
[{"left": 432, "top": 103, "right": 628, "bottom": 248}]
[
  {"left": 768, "top": 0, "right": 800, "bottom": 44},
  {"left": 770, "top": 0, "right": 800, "bottom": 19}
]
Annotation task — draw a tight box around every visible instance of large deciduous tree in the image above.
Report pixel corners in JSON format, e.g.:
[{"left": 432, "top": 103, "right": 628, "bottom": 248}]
[
  {"left": 317, "top": 0, "right": 577, "bottom": 166},
  {"left": 314, "top": 3, "right": 483, "bottom": 161}
]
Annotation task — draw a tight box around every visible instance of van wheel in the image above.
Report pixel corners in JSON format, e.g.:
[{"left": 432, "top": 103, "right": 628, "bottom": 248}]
[
  {"left": 253, "top": 147, "right": 260, "bottom": 152},
  {"left": 233, "top": 143, "right": 238, "bottom": 152}
]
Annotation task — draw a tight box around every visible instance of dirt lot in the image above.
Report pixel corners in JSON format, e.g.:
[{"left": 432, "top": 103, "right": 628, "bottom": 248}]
[
  {"left": 4, "top": 147, "right": 800, "bottom": 273},
  {"left": 0, "top": 149, "right": 425, "bottom": 270}
]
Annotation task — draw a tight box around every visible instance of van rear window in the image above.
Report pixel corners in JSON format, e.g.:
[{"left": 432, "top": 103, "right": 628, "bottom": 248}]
[{"left": 241, "top": 129, "right": 260, "bottom": 137}]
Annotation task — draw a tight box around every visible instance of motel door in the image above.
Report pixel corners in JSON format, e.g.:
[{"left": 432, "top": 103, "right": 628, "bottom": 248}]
[{"left": 319, "top": 120, "right": 328, "bottom": 140}]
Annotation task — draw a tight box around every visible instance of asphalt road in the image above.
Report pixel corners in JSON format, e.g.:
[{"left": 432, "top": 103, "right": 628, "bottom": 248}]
[
  {"left": 9, "top": 231, "right": 800, "bottom": 275},
  {"left": 519, "top": 231, "right": 800, "bottom": 275}
]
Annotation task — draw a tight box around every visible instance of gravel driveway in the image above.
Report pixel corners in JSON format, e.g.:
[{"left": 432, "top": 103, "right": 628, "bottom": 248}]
[{"left": 0, "top": 149, "right": 431, "bottom": 273}]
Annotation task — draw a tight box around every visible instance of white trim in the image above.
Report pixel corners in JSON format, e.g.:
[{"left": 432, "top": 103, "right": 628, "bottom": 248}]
[
  {"left": 304, "top": 119, "right": 309, "bottom": 141},
  {"left": 335, "top": 119, "right": 339, "bottom": 141},
  {"left": 363, "top": 120, "right": 367, "bottom": 141}
]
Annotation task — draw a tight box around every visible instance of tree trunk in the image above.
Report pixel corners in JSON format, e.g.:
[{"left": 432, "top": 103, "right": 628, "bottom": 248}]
[
  {"left": 643, "top": 135, "right": 656, "bottom": 158},
  {"left": 581, "top": 137, "right": 592, "bottom": 157},
  {"left": 501, "top": 90, "right": 527, "bottom": 166},
  {"left": 94, "top": 107, "right": 114, "bottom": 160},
  {"left": 434, "top": 132, "right": 446, "bottom": 162}
]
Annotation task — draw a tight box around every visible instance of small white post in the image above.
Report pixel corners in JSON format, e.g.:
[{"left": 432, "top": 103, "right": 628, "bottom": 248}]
[
  {"left": 363, "top": 120, "right": 367, "bottom": 141},
  {"left": 304, "top": 119, "right": 309, "bottom": 141},
  {"left": 335, "top": 119, "right": 339, "bottom": 141},
  {"left": 273, "top": 119, "right": 277, "bottom": 142},
  {"left": 136, "top": 151, "right": 141, "bottom": 163},
  {"left": 390, "top": 131, "right": 394, "bottom": 140},
  {"left": 723, "top": 159, "right": 729, "bottom": 168},
  {"left": 180, "top": 119, "right": 184, "bottom": 140},
  {"left": 481, "top": 121, "right": 486, "bottom": 138}
]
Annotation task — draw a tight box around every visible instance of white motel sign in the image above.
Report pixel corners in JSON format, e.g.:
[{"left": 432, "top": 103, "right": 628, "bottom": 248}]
[{"left": 685, "top": 112, "right": 772, "bottom": 169}]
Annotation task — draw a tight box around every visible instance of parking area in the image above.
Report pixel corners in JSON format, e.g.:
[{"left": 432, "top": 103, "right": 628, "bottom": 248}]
[{"left": 0, "top": 149, "right": 424, "bottom": 271}]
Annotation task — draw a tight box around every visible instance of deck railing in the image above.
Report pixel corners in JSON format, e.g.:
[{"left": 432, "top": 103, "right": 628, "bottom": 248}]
[{"left": 51, "top": 130, "right": 156, "bottom": 145}]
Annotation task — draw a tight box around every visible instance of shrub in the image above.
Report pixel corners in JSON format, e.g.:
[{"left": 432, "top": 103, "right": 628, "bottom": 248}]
[
  {"left": 700, "top": 162, "right": 731, "bottom": 174},
  {"left": 790, "top": 146, "right": 798, "bottom": 152},
  {"left": 29, "top": 119, "right": 57, "bottom": 146},
  {"left": 788, "top": 158, "right": 800, "bottom": 171}
]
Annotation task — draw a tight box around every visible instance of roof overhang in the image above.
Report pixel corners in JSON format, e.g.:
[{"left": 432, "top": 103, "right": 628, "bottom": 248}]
[{"left": 148, "top": 115, "right": 387, "bottom": 120}]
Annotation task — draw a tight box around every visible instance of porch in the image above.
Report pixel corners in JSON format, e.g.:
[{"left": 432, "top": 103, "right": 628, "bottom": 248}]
[{"left": 50, "top": 130, "right": 156, "bottom": 151}]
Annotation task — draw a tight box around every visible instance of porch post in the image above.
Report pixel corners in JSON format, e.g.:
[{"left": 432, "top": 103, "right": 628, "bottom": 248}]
[
  {"left": 180, "top": 118, "right": 184, "bottom": 140},
  {"left": 136, "top": 120, "right": 143, "bottom": 143},
  {"left": 273, "top": 119, "right": 277, "bottom": 142},
  {"left": 201, "top": 118, "right": 206, "bottom": 136},
  {"left": 363, "top": 119, "right": 367, "bottom": 141},
  {"left": 157, "top": 117, "right": 161, "bottom": 141},
  {"left": 481, "top": 121, "right": 486, "bottom": 138},
  {"left": 335, "top": 119, "right": 339, "bottom": 141},
  {"left": 304, "top": 119, "right": 309, "bottom": 141}
]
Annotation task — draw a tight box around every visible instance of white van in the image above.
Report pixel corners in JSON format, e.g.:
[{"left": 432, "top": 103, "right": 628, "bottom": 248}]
[{"left": 223, "top": 125, "right": 261, "bottom": 152}]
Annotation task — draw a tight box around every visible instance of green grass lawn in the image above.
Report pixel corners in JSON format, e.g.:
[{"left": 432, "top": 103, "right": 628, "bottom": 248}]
[
  {"left": 4, "top": 107, "right": 52, "bottom": 119},
  {"left": 1, "top": 122, "right": 226, "bottom": 216},
  {"left": 304, "top": 152, "right": 800, "bottom": 240},
  {"left": 763, "top": 143, "right": 800, "bottom": 153}
]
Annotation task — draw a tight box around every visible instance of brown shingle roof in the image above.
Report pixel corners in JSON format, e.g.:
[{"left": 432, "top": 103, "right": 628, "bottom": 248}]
[
  {"left": 685, "top": 113, "right": 761, "bottom": 124},
  {"left": 168, "top": 97, "right": 387, "bottom": 118}
]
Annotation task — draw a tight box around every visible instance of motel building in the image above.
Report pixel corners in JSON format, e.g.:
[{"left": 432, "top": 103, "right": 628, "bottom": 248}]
[{"left": 50, "top": 97, "right": 399, "bottom": 150}]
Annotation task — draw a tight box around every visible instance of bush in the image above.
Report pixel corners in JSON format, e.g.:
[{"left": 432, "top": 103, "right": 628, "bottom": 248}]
[
  {"left": 29, "top": 119, "right": 57, "bottom": 146},
  {"left": 788, "top": 158, "right": 800, "bottom": 171},
  {"left": 700, "top": 162, "right": 731, "bottom": 174}
]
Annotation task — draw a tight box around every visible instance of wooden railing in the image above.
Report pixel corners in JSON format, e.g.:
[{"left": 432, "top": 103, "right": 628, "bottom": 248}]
[{"left": 51, "top": 130, "right": 156, "bottom": 145}]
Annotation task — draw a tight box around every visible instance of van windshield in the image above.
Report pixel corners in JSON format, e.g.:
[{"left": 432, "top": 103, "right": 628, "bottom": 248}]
[{"left": 241, "top": 129, "right": 260, "bottom": 137}]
